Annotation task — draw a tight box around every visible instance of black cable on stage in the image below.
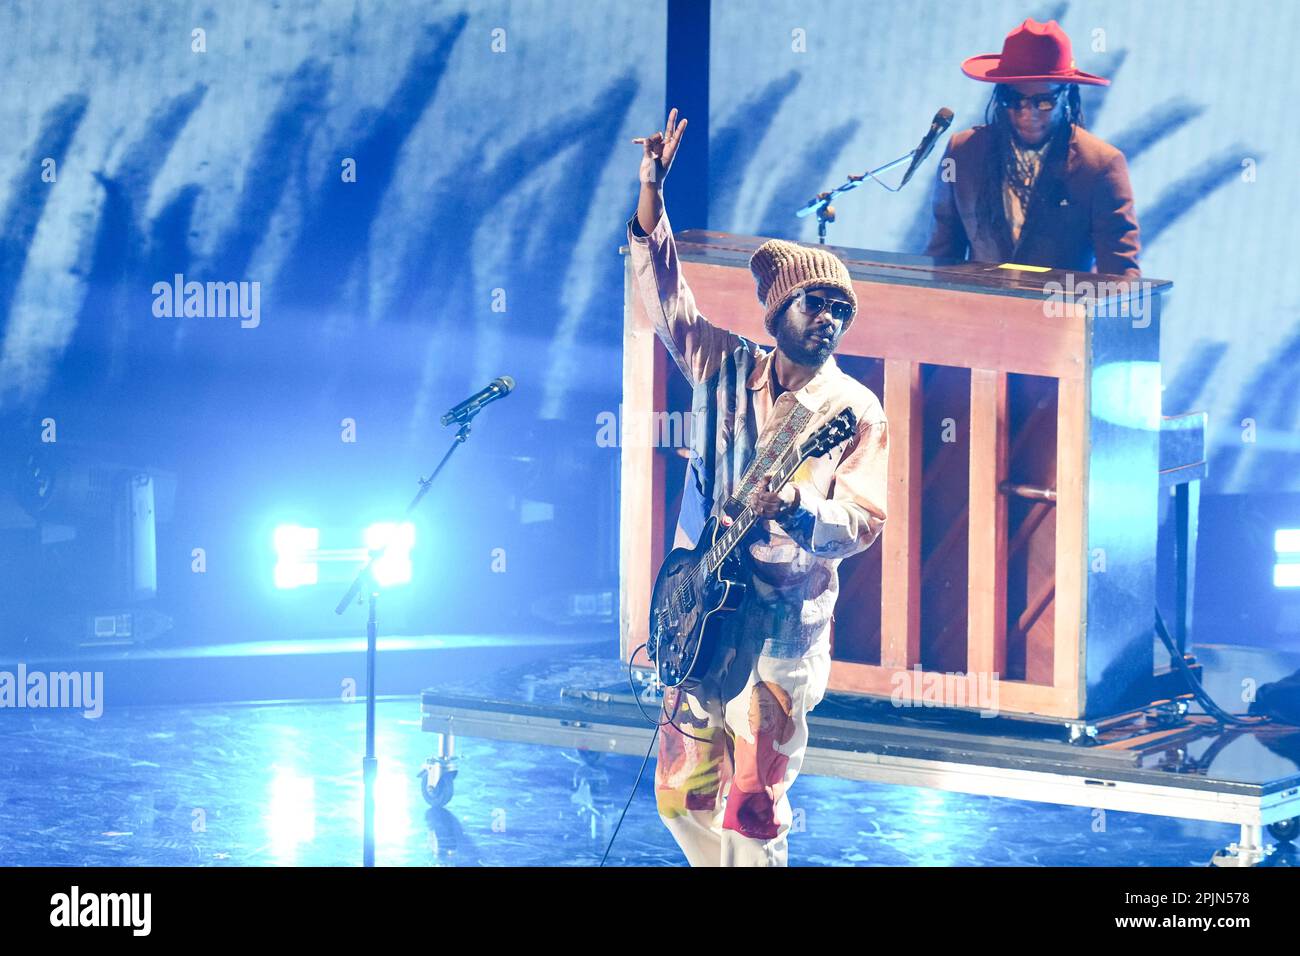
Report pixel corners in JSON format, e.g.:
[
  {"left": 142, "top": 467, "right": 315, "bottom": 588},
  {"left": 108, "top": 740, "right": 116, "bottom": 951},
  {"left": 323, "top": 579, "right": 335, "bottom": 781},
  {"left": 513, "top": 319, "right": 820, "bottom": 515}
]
[
  {"left": 598, "top": 643, "right": 717, "bottom": 866},
  {"left": 598, "top": 721, "right": 657, "bottom": 867},
  {"left": 628, "top": 641, "right": 712, "bottom": 742},
  {"left": 1154, "top": 606, "right": 1269, "bottom": 727}
]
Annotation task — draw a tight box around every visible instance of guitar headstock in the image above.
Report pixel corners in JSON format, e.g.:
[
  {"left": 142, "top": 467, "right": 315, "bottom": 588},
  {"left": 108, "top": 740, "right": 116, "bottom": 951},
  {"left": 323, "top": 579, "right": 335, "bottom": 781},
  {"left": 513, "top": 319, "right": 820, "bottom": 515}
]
[{"left": 801, "top": 407, "right": 858, "bottom": 459}]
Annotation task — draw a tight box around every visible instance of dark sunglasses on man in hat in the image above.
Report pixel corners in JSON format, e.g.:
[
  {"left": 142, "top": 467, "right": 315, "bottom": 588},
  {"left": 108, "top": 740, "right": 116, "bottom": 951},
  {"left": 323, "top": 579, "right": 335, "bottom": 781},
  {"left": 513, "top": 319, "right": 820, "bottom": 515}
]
[
  {"left": 794, "top": 289, "right": 854, "bottom": 323},
  {"left": 995, "top": 85, "right": 1067, "bottom": 113}
]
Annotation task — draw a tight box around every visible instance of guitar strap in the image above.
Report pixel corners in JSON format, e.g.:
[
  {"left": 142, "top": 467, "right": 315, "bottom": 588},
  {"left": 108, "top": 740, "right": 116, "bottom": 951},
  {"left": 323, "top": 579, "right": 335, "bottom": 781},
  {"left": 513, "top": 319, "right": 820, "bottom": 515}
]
[{"left": 720, "top": 397, "right": 831, "bottom": 523}]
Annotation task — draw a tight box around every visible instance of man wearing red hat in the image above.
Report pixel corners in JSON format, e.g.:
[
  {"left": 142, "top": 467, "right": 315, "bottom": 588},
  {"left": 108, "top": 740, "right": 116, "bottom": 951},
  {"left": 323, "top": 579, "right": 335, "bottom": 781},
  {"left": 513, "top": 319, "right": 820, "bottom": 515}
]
[{"left": 925, "top": 19, "right": 1141, "bottom": 278}]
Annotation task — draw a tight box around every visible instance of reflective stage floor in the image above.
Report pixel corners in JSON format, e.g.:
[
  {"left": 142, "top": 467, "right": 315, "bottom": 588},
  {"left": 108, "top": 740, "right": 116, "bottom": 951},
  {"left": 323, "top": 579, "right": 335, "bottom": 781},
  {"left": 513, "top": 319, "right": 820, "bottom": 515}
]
[{"left": 1, "top": 638, "right": 1297, "bottom": 867}]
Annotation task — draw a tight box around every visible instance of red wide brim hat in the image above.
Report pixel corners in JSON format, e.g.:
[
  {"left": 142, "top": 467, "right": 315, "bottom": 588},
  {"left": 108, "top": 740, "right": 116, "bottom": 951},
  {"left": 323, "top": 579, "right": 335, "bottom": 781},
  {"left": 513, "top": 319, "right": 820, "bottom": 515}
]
[{"left": 961, "top": 18, "right": 1110, "bottom": 87}]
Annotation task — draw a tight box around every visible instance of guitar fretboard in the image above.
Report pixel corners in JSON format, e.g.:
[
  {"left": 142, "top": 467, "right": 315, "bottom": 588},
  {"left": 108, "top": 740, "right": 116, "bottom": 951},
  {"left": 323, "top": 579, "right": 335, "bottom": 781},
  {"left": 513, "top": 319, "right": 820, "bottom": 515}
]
[{"left": 702, "top": 442, "right": 805, "bottom": 576}]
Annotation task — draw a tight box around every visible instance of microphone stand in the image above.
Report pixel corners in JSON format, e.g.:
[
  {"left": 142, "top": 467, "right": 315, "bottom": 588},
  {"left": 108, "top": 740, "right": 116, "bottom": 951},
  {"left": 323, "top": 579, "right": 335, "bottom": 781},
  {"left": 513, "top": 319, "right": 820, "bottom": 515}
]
[
  {"left": 795, "top": 149, "right": 914, "bottom": 244},
  {"left": 333, "top": 414, "right": 476, "bottom": 867}
]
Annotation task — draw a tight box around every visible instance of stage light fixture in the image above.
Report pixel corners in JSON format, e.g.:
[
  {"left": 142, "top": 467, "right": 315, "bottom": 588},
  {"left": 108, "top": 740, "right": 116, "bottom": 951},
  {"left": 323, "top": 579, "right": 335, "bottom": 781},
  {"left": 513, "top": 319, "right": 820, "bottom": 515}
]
[
  {"left": 364, "top": 522, "right": 415, "bottom": 587},
  {"left": 1275, "top": 529, "right": 1300, "bottom": 589},
  {"left": 273, "top": 524, "right": 320, "bottom": 589}
]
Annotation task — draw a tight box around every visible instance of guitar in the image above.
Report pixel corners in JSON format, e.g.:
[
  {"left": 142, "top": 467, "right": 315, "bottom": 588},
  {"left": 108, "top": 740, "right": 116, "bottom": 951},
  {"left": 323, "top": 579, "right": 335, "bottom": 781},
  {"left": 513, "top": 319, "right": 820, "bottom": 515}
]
[{"left": 647, "top": 407, "right": 858, "bottom": 692}]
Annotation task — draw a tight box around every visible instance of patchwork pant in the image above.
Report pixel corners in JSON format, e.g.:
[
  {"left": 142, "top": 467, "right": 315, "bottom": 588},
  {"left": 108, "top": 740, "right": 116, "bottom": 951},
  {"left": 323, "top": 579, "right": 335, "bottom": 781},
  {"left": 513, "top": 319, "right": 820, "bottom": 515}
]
[{"left": 654, "top": 634, "right": 832, "bottom": 867}]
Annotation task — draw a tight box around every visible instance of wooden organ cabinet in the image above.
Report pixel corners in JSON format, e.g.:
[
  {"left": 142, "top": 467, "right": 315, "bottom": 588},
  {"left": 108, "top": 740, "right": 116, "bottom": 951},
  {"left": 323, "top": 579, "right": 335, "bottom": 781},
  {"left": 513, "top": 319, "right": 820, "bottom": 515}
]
[{"left": 620, "top": 229, "right": 1205, "bottom": 722}]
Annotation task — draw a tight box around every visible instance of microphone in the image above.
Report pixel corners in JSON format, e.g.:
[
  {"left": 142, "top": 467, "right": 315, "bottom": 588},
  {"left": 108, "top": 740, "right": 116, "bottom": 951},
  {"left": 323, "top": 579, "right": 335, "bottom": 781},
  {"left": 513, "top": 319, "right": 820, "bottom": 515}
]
[
  {"left": 441, "top": 376, "right": 515, "bottom": 426},
  {"left": 898, "top": 107, "right": 954, "bottom": 188}
]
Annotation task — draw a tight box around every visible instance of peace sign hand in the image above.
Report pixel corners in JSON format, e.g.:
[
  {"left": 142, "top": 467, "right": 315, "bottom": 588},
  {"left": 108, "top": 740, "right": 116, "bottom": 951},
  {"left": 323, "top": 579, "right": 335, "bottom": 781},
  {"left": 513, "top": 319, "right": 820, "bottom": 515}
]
[{"left": 631, "top": 107, "right": 688, "bottom": 187}]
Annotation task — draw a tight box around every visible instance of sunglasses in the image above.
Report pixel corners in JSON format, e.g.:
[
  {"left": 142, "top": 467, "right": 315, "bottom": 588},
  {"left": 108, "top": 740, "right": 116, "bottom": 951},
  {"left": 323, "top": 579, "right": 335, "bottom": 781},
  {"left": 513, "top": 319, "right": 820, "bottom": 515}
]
[
  {"left": 996, "top": 87, "right": 1066, "bottom": 112},
  {"left": 796, "top": 290, "right": 854, "bottom": 323}
]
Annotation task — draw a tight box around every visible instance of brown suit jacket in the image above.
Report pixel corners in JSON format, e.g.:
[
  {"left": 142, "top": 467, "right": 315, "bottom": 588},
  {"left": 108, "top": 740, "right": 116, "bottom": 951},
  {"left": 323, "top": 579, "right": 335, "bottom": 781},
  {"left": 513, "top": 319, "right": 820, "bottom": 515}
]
[{"left": 924, "top": 124, "right": 1141, "bottom": 278}]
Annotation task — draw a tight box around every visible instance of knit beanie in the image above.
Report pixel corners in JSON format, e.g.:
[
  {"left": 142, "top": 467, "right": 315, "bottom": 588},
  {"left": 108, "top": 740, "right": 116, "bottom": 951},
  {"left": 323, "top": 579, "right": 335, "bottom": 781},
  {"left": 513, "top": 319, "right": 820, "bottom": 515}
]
[{"left": 748, "top": 239, "right": 858, "bottom": 336}]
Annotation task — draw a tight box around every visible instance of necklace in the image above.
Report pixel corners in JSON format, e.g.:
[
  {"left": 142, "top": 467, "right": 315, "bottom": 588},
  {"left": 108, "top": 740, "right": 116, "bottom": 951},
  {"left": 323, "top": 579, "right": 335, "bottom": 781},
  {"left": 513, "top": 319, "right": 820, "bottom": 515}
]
[{"left": 1005, "top": 138, "right": 1046, "bottom": 211}]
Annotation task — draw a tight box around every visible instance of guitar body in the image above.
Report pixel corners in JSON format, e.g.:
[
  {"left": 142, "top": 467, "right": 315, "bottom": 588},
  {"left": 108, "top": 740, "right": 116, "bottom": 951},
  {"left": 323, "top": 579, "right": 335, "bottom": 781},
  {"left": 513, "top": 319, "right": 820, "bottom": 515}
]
[
  {"left": 648, "top": 514, "right": 747, "bottom": 692},
  {"left": 645, "top": 407, "right": 857, "bottom": 695}
]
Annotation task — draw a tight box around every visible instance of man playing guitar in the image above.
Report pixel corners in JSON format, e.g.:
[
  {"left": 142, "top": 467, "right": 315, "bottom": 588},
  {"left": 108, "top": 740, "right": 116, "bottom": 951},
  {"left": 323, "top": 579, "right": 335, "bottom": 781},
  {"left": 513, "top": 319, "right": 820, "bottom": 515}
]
[{"left": 628, "top": 108, "right": 889, "bottom": 867}]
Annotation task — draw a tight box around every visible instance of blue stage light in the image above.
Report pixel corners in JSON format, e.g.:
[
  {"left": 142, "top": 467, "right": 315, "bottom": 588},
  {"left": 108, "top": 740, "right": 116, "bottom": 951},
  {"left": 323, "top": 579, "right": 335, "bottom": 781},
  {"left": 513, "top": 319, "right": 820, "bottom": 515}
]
[
  {"left": 273, "top": 524, "right": 320, "bottom": 589},
  {"left": 271, "top": 522, "right": 415, "bottom": 589},
  {"left": 1275, "top": 529, "right": 1300, "bottom": 588},
  {"left": 364, "top": 522, "right": 415, "bottom": 587}
]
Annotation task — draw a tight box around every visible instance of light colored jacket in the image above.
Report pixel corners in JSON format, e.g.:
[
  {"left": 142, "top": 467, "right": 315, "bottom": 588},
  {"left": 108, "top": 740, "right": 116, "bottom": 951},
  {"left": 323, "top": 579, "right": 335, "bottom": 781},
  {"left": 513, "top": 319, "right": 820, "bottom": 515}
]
[{"left": 627, "top": 210, "right": 888, "bottom": 659}]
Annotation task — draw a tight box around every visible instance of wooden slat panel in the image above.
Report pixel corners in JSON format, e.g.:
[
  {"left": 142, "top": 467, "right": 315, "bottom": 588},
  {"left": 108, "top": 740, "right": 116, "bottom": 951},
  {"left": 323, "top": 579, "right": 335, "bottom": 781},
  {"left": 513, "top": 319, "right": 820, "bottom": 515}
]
[
  {"left": 1023, "top": 573, "right": 1057, "bottom": 684},
  {"left": 1016, "top": 577, "right": 1056, "bottom": 678},
  {"left": 1052, "top": 374, "right": 1086, "bottom": 714},
  {"left": 1004, "top": 377, "right": 1058, "bottom": 683},
  {"left": 678, "top": 261, "right": 1087, "bottom": 381},
  {"left": 626, "top": 253, "right": 1094, "bottom": 718},
  {"left": 619, "top": 258, "right": 662, "bottom": 669},
  {"left": 827, "top": 660, "right": 1077, "bottom": 718},
  {"left": 831, "top": 357, "right": 886, "bottom": 664},
  {"left": 968, "top": 369, "right": 1009, "bottom": 681},
  {"left": 917, "top": 366, "right": 970, "bottom": 672},
  {"left": 881, "top": 359, "right": 922, "bottom": 668}
]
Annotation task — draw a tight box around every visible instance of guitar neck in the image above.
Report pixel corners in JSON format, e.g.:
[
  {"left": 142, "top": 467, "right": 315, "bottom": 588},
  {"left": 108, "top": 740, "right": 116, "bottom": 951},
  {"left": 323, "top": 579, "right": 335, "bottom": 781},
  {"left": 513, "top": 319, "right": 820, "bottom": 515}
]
[{"left": 702, "top": 444, "right": 807, "bottom": 575}]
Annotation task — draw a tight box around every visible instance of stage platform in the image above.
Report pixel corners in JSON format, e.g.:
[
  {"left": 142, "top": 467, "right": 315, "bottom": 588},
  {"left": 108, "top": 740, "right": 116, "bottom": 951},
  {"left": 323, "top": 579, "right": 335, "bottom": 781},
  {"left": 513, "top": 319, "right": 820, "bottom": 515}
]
[{"left": 419, "top": 641, "right": 1300, "bottom": 866}]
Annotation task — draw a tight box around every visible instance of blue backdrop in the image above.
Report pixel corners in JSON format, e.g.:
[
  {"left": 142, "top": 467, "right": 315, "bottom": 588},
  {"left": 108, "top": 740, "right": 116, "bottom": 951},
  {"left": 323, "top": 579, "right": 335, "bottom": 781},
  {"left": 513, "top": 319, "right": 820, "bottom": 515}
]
[{"left": 0, "top": 0, "right": 1294, "bottom": 642}]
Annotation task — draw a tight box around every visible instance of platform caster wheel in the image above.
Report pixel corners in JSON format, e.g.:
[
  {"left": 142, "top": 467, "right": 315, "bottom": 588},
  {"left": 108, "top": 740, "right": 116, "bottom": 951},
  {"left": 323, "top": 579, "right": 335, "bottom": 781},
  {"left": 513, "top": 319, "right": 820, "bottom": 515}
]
[
  {"left": 1268, "top": 817, "right": 1299, "bottom": 844},
  {"left": 418, "top": 762, "right": 458, "bottom": 808}
]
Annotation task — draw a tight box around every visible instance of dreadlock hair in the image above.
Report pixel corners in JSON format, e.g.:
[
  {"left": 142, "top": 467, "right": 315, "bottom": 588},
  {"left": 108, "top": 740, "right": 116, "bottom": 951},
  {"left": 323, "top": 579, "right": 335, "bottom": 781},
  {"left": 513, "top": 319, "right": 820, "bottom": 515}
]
[{"left": 974, "top": 84, "right": 1085, "bottom": 242}]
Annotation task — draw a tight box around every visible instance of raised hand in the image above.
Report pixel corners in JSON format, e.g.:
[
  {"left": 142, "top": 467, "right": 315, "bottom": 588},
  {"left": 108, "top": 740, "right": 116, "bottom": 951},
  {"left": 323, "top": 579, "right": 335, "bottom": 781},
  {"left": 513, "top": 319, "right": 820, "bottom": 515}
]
[{"left": 632, "top": 107, "right": 688, "bottom": 187}]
